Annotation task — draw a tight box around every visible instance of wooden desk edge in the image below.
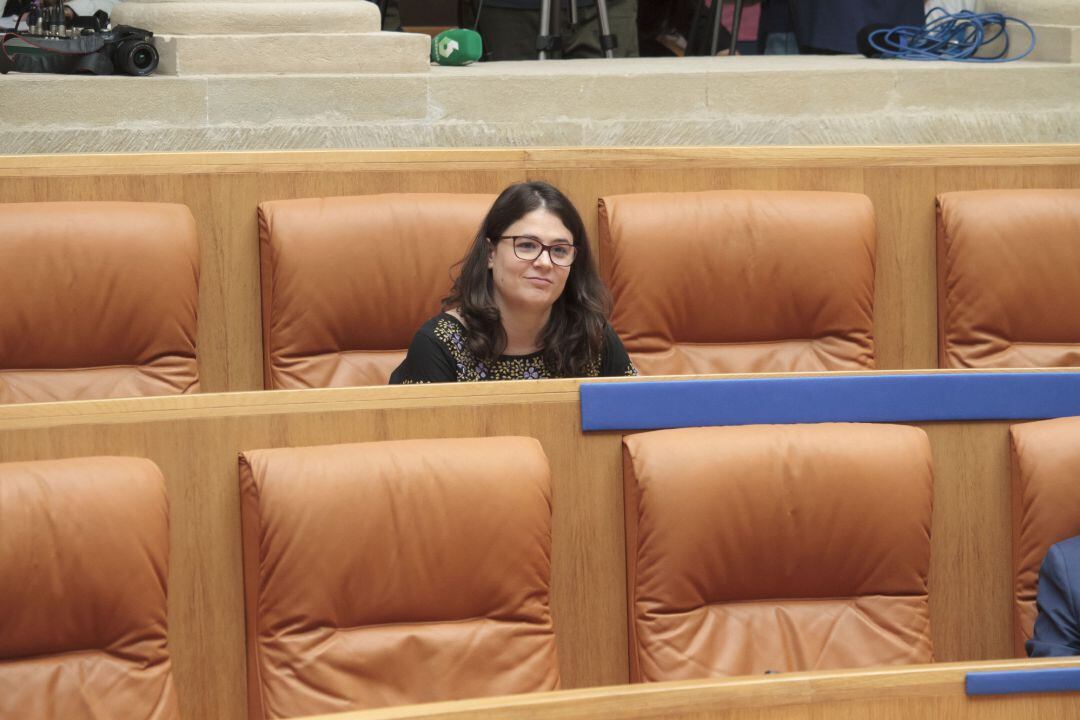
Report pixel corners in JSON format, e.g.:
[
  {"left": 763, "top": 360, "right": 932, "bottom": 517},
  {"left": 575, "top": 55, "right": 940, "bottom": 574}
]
[
  {"left": 1, "top": 368, "right": 1077, "bottom": 430},
  {"left": 2, "top": 145, "right": 1079, "bottom": 177},
  {"left": 298, "top": 659, "right": 1080, "bottom": 720}
]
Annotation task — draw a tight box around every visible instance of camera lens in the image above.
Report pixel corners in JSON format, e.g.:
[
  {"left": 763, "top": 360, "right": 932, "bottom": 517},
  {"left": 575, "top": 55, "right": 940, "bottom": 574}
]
[{"left": 116, "top": 40, "right": 158, "bottom": 76}]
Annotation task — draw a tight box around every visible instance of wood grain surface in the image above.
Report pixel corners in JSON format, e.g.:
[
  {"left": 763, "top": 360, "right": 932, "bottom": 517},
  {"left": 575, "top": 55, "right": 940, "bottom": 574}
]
[
  {"left": 2, "top": 146, "right": 1077, "bottom": 390},
  {"left": 298, "top": 658, "right": 1080, "bottom": 720},
  {"left": 0, "top": 369, "right": 1062, "bottom": 719}
]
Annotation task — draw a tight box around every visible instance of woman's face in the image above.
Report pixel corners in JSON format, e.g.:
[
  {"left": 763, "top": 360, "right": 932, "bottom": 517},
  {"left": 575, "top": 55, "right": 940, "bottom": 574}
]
[{"left": 488, "top": 208, "right": 574, "bottom": 313}]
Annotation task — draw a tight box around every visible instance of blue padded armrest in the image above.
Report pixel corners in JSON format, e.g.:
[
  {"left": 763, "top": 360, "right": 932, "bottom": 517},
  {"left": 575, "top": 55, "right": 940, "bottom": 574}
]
[
  {"left": 966, "top": 667, "right": 1080, "bottom": 696},
  {"left": 580, "top": 372, "right": 1080, "bottom": 432}
]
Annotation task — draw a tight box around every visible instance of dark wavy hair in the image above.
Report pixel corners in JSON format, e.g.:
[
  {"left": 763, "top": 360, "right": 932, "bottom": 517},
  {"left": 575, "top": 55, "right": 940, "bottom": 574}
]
[{"left": 443, "top": 181, "right": 611, "bottom": 377}]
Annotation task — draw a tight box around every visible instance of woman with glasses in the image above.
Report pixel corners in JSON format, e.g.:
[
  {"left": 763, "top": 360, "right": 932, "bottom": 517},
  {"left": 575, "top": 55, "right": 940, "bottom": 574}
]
[{"left": 389, "top": 181, "right": 636, "bottom": 383}]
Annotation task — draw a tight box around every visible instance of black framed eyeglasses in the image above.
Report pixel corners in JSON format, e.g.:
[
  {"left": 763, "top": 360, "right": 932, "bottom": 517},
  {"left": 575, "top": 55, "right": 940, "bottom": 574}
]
[{"left": 498, "top": 235, "right": 577, "bottom": 267}]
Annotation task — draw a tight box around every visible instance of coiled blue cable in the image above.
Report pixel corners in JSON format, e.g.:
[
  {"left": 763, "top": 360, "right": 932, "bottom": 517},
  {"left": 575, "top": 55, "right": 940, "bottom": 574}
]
[{"left": 868, "top": 7, "right": 1036, "bottom": 62}]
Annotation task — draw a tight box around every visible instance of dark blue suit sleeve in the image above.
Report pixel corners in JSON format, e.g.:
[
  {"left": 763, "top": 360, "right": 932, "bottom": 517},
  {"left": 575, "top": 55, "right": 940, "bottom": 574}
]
[{"left": 1027, "top": 542, "right": 1080, "bottom": 657}]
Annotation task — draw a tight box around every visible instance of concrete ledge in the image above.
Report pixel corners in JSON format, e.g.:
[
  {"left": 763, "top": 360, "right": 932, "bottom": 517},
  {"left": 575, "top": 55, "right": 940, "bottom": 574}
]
[
  {"left": 156, "top": 32, "right": 430, "bottom": 75},
  {"left": 1, "top": 56, "right": 1078, "bottom": 153},
  {"left": 982, "top": 0, "right": 1080, "bottom": 26},
  {"left": 206, "top": 75, "right": 428, "bottom": 123},
  {"left": 111, "top": 0, "right": 381, "bottom": 35},
  {"left": 979, "top": 20, "right": 1077, "bottom": 63},
  {"left": 1025, "top": 25, "right": 1080, "bottom": 63},
  {"left": 0, "top": 75, "right": 210, "bottom": 127},
  {"left": 3, "top": 110, "right": 1078, "bottom": 155}
]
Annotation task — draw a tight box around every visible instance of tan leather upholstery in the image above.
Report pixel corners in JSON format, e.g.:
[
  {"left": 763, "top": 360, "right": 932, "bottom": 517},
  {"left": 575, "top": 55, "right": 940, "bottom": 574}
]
[
  {"left": 623, "top": 423, "right": 933, "bottom": 681},
  {"left": 239, "top": 436, "right": 559, "bottom": 718},
  {"left": 258, "top": 194, "right": 495, "bottom": 388},
  {"left": 0, "top": 456, "right": 178, "bottom": 719},
  {"left": 1009, "top": 416, "right": 1080, "bottom": 656},
  {"left": 0, "top": 201, "right": 200, "bottom": 403},
  {"left": 598, "top": 191, "right": 876, "bottom": 374},
  {"left": 937, "top": 190, "right": 1080, "bottom": 368}
]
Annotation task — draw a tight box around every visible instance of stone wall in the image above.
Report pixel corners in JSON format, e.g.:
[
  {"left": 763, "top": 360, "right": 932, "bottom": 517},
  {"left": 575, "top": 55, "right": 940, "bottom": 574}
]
[
  {"left": 2, "top": 56, "right": 1078, "bottom": 154},
  {"left": 2, "top": 0, "right": 1079, "bottom": 155}
]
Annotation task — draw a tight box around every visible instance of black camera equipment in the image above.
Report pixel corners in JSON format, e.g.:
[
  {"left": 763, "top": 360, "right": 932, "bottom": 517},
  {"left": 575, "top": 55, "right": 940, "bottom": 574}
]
[
  {"left": 1, "top": 0, "right": 158, "bottom": 75},
  {"left": 537, "top": 0, "right": 617, "bottom": 59},
  {"left": 684, "top": 0, "right": 746, "bottom": 56}
]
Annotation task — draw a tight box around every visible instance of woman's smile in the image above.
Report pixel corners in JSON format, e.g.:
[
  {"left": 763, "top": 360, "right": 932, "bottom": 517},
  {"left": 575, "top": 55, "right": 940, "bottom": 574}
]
[
  {"left": 389, "top": 180, "right": 637, "bottom": 384},
  {"left": 489, "top": 208, "right": 573, "bottom": 310}
]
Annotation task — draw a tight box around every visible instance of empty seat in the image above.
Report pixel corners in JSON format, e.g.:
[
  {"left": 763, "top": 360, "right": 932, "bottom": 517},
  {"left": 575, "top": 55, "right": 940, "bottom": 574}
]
[
  {"left": 598, "top": 190, "right": 876, "bottom": 375},
  {"left": 623, "top": 423, "right": 933, "bottom": 681},
  {"left": 1009, "top": 415, "right": 1080, "bottom": 656},
  {"left": 937, "top": 190, "right": 1080, "bottom": 368},
  {"left": 258, "top": 194, "right": 495, "bottom": 388},
  {"left": 239, "top": 436, "right": 558, "bottom": 718},
  {"left": 0, "top": 456, "right": 178, "bottom": 719},
  {"left": 0, "top": 201, "right": 200, "bottom": 403}
]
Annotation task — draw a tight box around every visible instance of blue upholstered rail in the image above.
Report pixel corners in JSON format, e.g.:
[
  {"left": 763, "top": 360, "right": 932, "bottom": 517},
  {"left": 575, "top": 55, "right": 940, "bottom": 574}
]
[
  {"left": 966, "top": 667, "right": 1080, "bottom": 695},
  {"left": 579, "top": 372, "right": 1080, "bottom": 432}
]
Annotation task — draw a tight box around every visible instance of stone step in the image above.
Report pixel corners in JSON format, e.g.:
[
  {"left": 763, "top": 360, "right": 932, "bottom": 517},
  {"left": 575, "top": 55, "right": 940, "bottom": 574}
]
[
  {"left": 155, "top": 31, "right": 431, "bottom": 75},
  {"left": 1023, "top": 24, "right": 1080, "bottom": 63},
  {"left": 974, "top": 16, "right": 1079, "bottom": 63},
  {"left": 981, "top": 0, "right": 1080, "bottom": 26},
  {"left": 0, "top": 56, "right": 1077, "bottom": 153},
  {"left": 112, "top": 0, "right": 382, "bottom": 35}
]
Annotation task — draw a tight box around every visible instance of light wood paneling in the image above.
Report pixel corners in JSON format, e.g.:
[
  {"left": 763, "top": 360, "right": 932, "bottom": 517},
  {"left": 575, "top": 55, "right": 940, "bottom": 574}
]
[
  {"left": 0, "top": 379, "right": 618, "bottom": 720},
  {"left": 862, "top": 166, "right": 939, "bottom": 369},
  {"left": 301, "top": 659, "right": 1080, "bottom": 720},
  {"left": 920, "top": 421, "right": 1014, "bottom": 661},
  {"left": 0, "top": 369, "right": 1063, "bottom": 719},
  {"left": 2, "top": 146, "right": 1079, "bottom": 390}
]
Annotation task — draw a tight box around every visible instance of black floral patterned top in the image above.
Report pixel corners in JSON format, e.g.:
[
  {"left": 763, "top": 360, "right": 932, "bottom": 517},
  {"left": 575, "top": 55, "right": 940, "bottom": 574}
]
[{"left": 389, "top": 313, "right": 637, "bottom": 384}]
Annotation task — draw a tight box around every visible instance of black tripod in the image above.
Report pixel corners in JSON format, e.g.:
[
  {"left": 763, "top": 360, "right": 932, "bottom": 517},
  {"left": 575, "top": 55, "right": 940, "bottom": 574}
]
[
  {"left": 688, "top": 0, "right": 747, "bottom": 55},
  {"left": 538, "top": 0, "right": 618, "bottom": 59}
]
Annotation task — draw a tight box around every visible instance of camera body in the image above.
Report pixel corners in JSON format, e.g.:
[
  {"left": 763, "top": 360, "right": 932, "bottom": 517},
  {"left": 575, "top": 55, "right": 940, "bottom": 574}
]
[
  {"left": 98, "top": 25, "right": 158, "bottom": 76},
  {"left": 1, "top": 21, "right": 158, "bottom": 76}
]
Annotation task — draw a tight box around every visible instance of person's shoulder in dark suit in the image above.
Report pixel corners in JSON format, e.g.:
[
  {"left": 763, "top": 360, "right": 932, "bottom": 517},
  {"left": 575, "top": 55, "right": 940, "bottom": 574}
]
[{"left": 1027, "top": 534, "right": 1080, "bottom": 657}]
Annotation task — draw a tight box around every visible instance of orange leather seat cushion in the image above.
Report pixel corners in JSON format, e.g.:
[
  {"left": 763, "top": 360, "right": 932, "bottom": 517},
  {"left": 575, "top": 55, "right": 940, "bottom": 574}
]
[
  {"left": 623, "top": 423, "right": 933, "bottom": 681},
  {"left": 937, "top": 190, "right": 1080, "bottom": 367},
  {"left": 239, "top": 436, "right": 559, "bottom": 718},
  {"left": 598, "top": 190, "right": 876, "bottom": 374},
  {"left": 1009, "top": 416, "right": 1080, "bottom": 655},
  {"left": 258, "top": 194, "right": 495, "bottom": 388},
  {"left": 0, "top": 456, "right": 178, "bottom": 719},
  {"left": 0, "top": 202, "right": 200, "bottom": 403}
]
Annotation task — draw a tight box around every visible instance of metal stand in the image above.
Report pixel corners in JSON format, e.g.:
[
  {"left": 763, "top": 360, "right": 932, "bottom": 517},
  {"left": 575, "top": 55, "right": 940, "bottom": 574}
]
[
  {"left": 596, "top": 0, "right": 616, "bottom": 58},
  {"left": 538, "top": 0, "right": 617, "bottom": 59},
  {"left": 708, "top": 0, "right": 723, "bottom": 54},
  {"left": 698, "top": 0, "right": 746, "bottom": 56},
  {"left": 729, "top": 0, "right": 745, "bottom": 55},
  {"left": 538, "top": 0, "right": 555, "bottom": 59}
]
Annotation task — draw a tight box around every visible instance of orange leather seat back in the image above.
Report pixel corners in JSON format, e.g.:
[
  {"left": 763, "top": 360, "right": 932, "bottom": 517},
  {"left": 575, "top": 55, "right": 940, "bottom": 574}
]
[
  {"left": 258, "top": 194, "right": 495, "bottom": 388},
  {"left": 623, "top": 423, "right": 933, "bottom": 681},
  {"left": 0, "top": 201, "right": 200, "bottom": 403},
  {"left": 239, "top": 436, "right": 559, "bottom": 718},
  {"left": 598, "top": 190, "right": 876, "bottom": 374},
  {"left": 1009, "top": 416, "right": 1080, "bottom": 655},
  {"left": 0, "top": 456, "right": 178, "bottom": 719},
  {"left": 937, "top": 190, "right": 1080, "bottom": 367}
]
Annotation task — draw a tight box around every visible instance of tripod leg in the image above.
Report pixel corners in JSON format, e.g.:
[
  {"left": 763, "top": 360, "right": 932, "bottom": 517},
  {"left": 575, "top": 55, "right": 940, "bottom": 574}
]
[
  {"left": 551, "top": 0, "right": 562, "bottom": 57},
  {"left": 709, "top": 0, "right": 725, "bottom": 56},
  {"left": 594, "top": 0, "right": 617, "bottom": 58},
  {"left": 688, "top": 0, "right": 704, "bottom": 55},
  {"left": 788, "top": 0, "right": 804, "bottom": 51},
  {"left": 730, "top": 0, "right": 744, "bottom": 55},
  {"left": 538, "top": 0, "right": 552, "bottom": 59}
]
